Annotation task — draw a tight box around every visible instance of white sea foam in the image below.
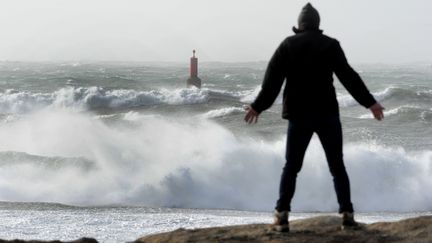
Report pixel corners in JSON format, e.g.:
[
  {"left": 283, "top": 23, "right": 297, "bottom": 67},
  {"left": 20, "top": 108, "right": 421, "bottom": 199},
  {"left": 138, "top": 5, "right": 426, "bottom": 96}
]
[
  {"left": 240, "top": 86, "right": 261, "bottom": 103},
  {"left": 201, "top": 107, "right": 244, "bottom": 118},
  {"left": 239, "top": 85, "right": 284, "bottom": 105},
  {"left": 0, "top": 109, "right": 430, "bottom": 212},
  {"left": 123, "top": 111, "right": 144, "bottom": 121},
  {"left": 416, "top": 89, "right": 432, "bottom": 96},
  {"left": 358, "top": 105, "right": 422, "bottom": 119},
  {"left": 92, "top": 114, "right": 117, "bottom": 120},
  {"left": 122, "top": 111, "right": 160, "bottom": 121},
  {"left": 0, "top": 87, "right": 209, "bottom": 113},
  {"left": 0, "top": 89, "right": 53, "bottom": 113},
  {"left": 338, "top": 87, "right": 395, "bottom": 107},
  {"left": 209, "top": 88, "right": 250, "bottom": 99}
]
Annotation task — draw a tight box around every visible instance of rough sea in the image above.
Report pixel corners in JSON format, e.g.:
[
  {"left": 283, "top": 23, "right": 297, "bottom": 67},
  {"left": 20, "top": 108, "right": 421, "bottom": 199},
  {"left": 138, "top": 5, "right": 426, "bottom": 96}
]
[{"left": 0, "top": 61, "right": 431, "bottom": 242}]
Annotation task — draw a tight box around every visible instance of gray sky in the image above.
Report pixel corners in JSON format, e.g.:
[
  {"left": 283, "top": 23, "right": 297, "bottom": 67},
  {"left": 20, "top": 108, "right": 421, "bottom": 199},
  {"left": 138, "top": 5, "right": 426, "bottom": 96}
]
[{"left": 0, "top": 0, "right": 431, "bottom": 63}]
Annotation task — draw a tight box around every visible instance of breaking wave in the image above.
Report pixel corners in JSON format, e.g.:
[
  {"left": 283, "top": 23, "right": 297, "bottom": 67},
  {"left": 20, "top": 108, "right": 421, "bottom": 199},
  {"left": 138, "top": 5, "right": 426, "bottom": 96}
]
[
  {"left": 338, "top": 86, "right": 432, "bottom": 107},
  {"left": 1, "top": 85, "right": 428, "bottom": 115},
  {"left": 0, "top": 87, "right": 209, "bottom": 113},
  {"left": 0, "top": 110, "right": 430, "bottom": 212},
  {"left": 357, "top": 105, "right": 426, "bottom": 119}
]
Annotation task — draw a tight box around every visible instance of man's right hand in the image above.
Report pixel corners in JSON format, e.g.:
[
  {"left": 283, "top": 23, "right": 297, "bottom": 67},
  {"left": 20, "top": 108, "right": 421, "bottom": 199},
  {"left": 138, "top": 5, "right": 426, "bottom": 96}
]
[{"left": 369, "top": 103, "right": 385, "bottom": 121}]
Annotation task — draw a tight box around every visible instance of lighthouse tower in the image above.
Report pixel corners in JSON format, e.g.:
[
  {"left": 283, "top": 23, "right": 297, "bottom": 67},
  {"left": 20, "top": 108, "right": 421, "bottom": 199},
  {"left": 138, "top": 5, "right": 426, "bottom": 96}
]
[{"left": 187, "top": 50, "right": 202, "bottom": 88}]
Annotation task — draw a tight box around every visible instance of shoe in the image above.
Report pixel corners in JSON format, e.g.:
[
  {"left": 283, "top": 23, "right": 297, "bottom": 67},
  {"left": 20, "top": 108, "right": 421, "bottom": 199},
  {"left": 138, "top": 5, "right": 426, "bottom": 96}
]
[
  {"left": 341, "top": 212, "right": 359, "bottom": 230},
  {"left": 272, "top": 210, "right": 289, "bottom": 232}
]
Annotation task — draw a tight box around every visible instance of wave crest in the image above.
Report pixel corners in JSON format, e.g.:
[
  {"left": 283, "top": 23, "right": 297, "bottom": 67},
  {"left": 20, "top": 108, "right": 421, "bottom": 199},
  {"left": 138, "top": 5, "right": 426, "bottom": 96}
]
[
  {"left": 201, "top": 107, "right": 244, "bottom": 119},
  {"left": 357, "top": 105, "right": 424, "bottom": 119},
  {"left": 0, "top": 87, "right": 209, "bottom": 113},
  {"left": 339, "top": 86, "right": 432, "bottom": 108}
]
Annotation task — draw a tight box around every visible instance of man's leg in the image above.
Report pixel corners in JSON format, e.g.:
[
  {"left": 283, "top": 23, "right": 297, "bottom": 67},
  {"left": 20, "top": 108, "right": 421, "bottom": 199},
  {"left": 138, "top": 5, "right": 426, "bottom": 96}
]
[
  {"left": 316, "top": 116, "right": 354, "bottom": 213},
  {"left": 276, "top": 120, "right": 313, "bottom": 212}
]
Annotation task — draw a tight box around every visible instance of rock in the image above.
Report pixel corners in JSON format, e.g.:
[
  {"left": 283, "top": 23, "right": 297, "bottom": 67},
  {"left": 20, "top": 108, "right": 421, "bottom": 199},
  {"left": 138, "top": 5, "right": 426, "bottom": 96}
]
[
  {"left": 0, "top": 237, "right": 98, "bottom": 243},
  {"left": 135, "top": 215, "right": 432, "bottom": 243}
]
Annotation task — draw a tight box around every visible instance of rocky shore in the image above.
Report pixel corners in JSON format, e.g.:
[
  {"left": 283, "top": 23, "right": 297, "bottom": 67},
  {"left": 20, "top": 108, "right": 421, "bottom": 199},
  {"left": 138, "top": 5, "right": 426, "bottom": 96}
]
[
  {"left": 136, "top": 215, "right": 432, "bottom": 243},
  {"left": 1, "top": 215, "right": 431, "bottom": 243}
]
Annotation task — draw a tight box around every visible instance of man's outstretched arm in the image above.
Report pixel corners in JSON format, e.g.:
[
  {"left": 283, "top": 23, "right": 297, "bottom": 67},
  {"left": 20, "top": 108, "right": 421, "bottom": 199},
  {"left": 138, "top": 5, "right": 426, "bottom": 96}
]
[
  {"left": 245, "top": 42, "right": 288, "bottom": 123},
  {"left": 332, "top": 41, "right": 385, "bottom": 120}
]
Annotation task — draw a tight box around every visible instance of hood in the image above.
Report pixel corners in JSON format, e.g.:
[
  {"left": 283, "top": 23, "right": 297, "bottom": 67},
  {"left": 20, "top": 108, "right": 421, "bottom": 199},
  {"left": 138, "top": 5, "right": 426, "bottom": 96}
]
[{"left": 292, "top": 3, "right": 321, "bottom": 34}]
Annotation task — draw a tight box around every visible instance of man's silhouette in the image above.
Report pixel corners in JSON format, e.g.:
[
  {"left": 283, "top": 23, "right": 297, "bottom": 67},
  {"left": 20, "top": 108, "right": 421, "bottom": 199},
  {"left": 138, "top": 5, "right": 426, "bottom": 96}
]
[{"left": 244, "top": 3, "right": 384, "bottom": 232}]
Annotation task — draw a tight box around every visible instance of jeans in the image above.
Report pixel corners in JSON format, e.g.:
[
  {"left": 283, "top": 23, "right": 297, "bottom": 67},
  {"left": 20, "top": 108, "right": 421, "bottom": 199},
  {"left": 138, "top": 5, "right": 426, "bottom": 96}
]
[{"left": 275, "top": 116, "right": 354, "bottom": 213}]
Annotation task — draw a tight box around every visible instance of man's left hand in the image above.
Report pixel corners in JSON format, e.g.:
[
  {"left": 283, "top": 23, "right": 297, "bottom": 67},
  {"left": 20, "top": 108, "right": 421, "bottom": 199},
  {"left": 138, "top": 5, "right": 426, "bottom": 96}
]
[{"left": 244, "top": 105, "right": 259, "bottom": 124}]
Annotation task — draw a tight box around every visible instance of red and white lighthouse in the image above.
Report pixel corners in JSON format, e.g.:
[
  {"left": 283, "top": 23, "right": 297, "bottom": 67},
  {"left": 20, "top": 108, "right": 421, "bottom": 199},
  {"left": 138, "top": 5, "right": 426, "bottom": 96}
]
[{"left": 187, "top": 50, "right": 202, "bottom": 88}]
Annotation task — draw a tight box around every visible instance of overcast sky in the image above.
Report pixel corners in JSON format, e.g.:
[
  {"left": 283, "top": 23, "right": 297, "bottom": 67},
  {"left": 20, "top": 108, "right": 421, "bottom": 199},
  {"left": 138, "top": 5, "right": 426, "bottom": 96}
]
[{"left": 0, "top": 0, "right": 431, "bottom": 63}]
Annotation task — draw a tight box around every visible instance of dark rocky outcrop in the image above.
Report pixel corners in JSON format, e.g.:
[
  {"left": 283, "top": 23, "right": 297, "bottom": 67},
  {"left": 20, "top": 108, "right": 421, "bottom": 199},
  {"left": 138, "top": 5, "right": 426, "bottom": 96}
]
[
  {"left": 135, "top": 215, "right": 432, "bottom": 243},
  {"left": 0, "top": 238, "right": 98, "bottom": 243}
]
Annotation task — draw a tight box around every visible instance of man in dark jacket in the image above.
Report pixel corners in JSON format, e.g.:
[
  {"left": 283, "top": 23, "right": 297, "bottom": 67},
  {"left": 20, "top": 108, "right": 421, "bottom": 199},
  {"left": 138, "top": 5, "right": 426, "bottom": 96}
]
[{"left": 244, "top": 3, "right": 384, "bottom": 232}]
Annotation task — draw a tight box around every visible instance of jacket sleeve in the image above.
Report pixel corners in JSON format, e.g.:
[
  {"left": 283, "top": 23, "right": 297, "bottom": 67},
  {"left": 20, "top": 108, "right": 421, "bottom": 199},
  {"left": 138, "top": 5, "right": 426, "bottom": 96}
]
[
  {"left": 250, "top": 42, "right": 287, "bottom": 113},
  {"left": 332, "top": 41, "right": 376, "bottom": 108}
]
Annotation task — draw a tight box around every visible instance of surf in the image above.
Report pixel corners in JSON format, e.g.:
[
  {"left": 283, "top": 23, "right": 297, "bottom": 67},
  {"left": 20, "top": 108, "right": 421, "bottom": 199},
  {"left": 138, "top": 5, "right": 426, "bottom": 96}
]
[{"left": 0, "top": 108, "right": 430, "bottom": 212}]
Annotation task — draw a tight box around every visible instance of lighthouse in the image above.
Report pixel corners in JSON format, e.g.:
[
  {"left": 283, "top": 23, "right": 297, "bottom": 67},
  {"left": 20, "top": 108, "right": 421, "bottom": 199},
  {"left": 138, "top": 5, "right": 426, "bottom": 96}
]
[{"left": 187, "top": 50, "right": 202, "bottom": 88}]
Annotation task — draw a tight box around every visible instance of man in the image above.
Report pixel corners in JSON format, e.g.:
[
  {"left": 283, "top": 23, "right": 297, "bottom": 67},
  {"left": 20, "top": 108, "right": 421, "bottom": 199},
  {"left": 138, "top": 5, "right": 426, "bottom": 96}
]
[{"left": 244, "top": 3, "right": 384, "bottom": 232}]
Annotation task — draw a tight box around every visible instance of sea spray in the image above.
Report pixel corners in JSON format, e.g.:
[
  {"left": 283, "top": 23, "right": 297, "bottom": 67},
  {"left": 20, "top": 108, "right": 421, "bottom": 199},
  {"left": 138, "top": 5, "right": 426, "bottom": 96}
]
[
  {"left": 1, "top": 62, "right": 432, "bottom": 242},
  {"left": 0, "top": 109, "right": 431, "bottom": 212}
]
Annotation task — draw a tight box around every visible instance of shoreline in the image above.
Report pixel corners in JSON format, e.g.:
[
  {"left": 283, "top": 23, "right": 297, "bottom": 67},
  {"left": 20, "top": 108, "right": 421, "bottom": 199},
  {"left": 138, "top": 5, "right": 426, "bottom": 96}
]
[{"left": 1, "top": 215, "right": 431, "bottom": 243}]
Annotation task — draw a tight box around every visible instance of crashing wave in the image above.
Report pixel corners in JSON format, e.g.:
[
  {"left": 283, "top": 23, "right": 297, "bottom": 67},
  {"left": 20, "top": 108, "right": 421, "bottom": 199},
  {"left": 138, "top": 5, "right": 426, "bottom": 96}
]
[
  {"left": 0, "top": 87, "right": 209, "bottom": 113},
  {"left": 0, "top": 111, "right": 430, "bottom": 212}
]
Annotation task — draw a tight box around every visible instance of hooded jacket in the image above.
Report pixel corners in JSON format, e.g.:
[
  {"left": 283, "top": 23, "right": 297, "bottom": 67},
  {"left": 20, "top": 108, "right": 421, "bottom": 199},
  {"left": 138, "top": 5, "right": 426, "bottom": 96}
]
[{"left": 251, "top": 4, "right": 376, "bottom": 119}]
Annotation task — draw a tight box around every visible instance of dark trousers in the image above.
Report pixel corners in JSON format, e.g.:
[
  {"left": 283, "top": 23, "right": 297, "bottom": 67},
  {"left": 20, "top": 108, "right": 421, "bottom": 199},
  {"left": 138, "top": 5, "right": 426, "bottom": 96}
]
[{"left": 275, "top": 116, "right": 354, "bottom": 213}]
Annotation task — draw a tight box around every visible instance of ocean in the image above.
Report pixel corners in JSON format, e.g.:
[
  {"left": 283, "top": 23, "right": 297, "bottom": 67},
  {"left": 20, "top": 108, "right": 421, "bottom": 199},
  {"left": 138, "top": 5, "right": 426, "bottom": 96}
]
[{"left": 0, "top": 61, "right": 431, "bottom": 242}]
